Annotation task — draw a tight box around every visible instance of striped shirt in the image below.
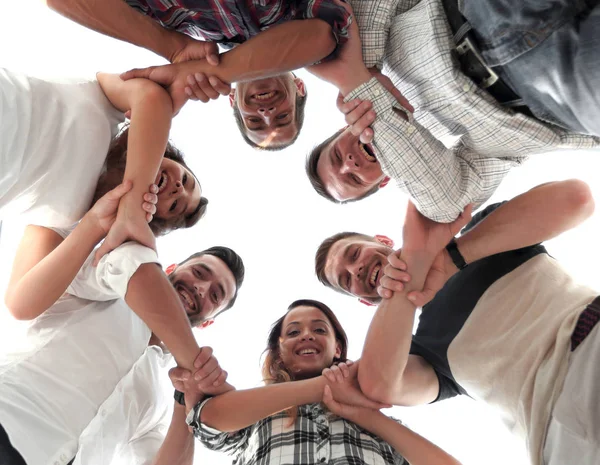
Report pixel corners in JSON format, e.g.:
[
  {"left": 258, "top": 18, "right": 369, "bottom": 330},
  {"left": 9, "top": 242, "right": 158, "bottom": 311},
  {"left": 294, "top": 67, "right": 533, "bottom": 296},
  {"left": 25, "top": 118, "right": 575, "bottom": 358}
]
[
  {"left": 125, "top": 0, "right": 351, "bottom": 49},
  {"left": 195, "top": 402, "right": 406, "bottom": 465},
  {"left": 346, "top": 0, "right": 600, "bottom": 223}
]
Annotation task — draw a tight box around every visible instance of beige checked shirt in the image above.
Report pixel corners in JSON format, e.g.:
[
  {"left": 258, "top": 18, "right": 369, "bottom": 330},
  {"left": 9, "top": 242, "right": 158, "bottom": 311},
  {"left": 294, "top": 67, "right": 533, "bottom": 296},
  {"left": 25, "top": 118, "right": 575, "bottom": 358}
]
[{"left": 347, "top": 0, "right": 599, "bottom": 223}]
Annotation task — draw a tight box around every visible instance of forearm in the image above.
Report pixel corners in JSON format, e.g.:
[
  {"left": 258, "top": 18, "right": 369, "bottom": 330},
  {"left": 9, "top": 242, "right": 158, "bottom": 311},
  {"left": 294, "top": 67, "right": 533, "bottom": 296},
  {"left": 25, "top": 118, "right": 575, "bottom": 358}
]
[
  {"left": 201, "top": 376, "right": 326, "bottom": 432},
  {"left": 457, "top": 180, "right": 595, "bottom": 263},
  {"left": 151, "top": 403, "right": 194, "bottom": 465},
  {"left": 359, "top": 251, "right": 432, "bottom": 403},
  {"left": 46, "top": 0, "right": 185, "bottom": 61},
  {"left": 5, "top": 219, "right": 104, "bottom": 320},
  {"left": 179, "top": 20, "right": 336, "bottom": 84},
  {"left": 125, "top": 263, "right": 199, "bottom": 371},
  {"left": 356, "top": 411, "right": 461, "bottom": 465}
]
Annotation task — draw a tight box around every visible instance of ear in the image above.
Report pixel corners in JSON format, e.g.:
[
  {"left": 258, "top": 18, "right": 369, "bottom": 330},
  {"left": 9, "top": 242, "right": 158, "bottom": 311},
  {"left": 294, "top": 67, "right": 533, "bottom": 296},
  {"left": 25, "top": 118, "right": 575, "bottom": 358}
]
[
  {"left": 358, "top": 298, "right": 376, "bottom": 307},
  {"left": 379, "top": 176, "right": 390, "bottom": 188},
  {"left": 165, "top": 263, "right": 178, "bottom": 275},
  {"left": 374, "top": 234, "right": 394, "bottom": 248},
  {"left": 294, "top": 78, "right": 306, "bottom": 97},
  {"left": 199, "top": 319, "right": 214, "bottom": 330},
  {"left": 229, "top": 88, "right": 236, "bottom": 108},
  {"left": 334, "top": 341, "right": 342, "bottom": 359}
]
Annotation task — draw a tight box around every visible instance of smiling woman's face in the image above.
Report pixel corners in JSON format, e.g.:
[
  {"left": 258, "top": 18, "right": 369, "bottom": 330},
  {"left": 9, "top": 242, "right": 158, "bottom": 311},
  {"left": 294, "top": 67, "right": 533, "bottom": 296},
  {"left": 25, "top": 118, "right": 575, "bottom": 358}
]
[
  {"left": 154, "top": 157, "right": 201, "bottom": 221},
  {"left": 278, "top": 305, "right": 341, "bottom": 380}
]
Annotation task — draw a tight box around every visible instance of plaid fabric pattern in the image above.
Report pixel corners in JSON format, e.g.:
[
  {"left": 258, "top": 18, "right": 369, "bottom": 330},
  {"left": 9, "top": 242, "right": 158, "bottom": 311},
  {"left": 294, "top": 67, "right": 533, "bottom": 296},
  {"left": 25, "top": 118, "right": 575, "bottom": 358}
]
[
  {"left": 195, "top": 403, "right": 406, "bottom": 465},
  {"left": 125, "top": 0, "right": 351, "bottom": 48},
  {"left": 346, "top": 0, "right": 600, "bottom": 223},
  {"left": 571, "top": 297, "right": 600, "bottom": 351}
]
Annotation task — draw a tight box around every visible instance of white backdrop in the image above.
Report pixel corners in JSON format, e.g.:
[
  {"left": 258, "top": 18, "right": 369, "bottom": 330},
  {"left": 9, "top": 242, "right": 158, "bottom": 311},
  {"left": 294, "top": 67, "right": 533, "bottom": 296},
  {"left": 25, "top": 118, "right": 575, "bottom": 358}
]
[{"left": 1, "top": 2, "right": 599, "bottom": 464}]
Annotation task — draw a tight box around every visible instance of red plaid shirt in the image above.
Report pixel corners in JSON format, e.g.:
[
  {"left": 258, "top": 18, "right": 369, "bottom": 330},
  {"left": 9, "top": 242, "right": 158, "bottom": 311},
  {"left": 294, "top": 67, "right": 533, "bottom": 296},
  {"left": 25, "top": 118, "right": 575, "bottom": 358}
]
[{"left": 125, "top": 0, "right": 351, "bottom": 49}]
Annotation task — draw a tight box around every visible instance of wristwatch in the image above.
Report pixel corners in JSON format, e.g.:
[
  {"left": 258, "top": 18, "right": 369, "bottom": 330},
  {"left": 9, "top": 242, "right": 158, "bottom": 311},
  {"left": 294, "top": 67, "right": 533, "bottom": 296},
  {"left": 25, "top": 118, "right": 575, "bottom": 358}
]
[
  {"left": 445, "top": 238, "right": 468, "bottom": 270},
  {"left": 174, "top": 389, "right": 186, "bottom": 406},
  {"left": 185, "top": 400, "right": 204, "bottom": 430}
]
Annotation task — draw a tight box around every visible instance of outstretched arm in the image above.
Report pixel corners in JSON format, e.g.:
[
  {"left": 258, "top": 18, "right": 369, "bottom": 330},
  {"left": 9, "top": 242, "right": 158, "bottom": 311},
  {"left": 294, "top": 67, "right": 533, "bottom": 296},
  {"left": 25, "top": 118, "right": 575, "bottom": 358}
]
[
  {"left": 46, "top": 0, "right": 212, "bottom": 63},
  {"left": 149, "top": 403, "right": 194, "bottom": 465},
  {"left": 4, "top": 182, "right": 156, "bottom": 320},
  {"left": 93, "top": 73, "right": 174, "bottom": 261},
  {"left": 359, "top": 204, "right": 472, "bottom": 405},
  {"left": 121, "top": 19, "right": 337, "bottom": 112}
]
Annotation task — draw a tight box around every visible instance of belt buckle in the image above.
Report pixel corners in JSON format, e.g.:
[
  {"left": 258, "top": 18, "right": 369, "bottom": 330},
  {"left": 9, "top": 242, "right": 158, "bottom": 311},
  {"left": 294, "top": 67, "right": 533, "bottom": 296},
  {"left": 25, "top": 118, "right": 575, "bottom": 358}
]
[{"left": 456, "top": 36, "right": 498, "bottom": 89}]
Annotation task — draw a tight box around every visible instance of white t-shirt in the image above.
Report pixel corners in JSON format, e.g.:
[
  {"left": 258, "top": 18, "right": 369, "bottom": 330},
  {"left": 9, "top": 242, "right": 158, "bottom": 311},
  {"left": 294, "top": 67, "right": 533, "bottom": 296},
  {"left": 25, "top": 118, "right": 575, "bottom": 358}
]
[
  {"left": 0, "top": 68, "right": 124, "bottom": 228},
  {"left": 0, "top": 240, "right": 171, "bottom": 465}
]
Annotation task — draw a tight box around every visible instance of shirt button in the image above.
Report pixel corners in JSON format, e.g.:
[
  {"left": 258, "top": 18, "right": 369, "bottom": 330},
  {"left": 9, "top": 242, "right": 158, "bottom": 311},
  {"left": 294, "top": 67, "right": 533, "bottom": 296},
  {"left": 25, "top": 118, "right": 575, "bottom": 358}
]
[
  {"left": 462, "top": 83, "right": 470, "bottom": 92},
  {"left": 407, "top": 126, "right": 416, "bottom": 134},
  {"left": 373, "top": 88, "right": 381, "bottom": 97}
]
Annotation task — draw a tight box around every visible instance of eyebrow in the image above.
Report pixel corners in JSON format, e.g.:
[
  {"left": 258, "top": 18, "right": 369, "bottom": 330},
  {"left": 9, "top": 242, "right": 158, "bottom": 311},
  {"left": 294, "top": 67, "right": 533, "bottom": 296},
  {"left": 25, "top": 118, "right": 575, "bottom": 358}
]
[{"left": 286, "top": 319, "right": 330, "bottom": 327}]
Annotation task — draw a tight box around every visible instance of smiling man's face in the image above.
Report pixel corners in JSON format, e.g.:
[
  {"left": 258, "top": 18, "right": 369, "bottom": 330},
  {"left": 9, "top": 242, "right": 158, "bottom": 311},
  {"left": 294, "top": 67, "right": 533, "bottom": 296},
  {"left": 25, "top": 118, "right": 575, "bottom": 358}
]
[
  {"left": 231, "top": 73, "right": 306, "bottom": 149},
  {"left": 324, "top": 237, "right": 393, "bottom": 302},
  {"left": 168, "top": 255, "right": 236, "bottom": 325},
  {"left": 316, "top": 127, "right": 386, "bottom": 201}
]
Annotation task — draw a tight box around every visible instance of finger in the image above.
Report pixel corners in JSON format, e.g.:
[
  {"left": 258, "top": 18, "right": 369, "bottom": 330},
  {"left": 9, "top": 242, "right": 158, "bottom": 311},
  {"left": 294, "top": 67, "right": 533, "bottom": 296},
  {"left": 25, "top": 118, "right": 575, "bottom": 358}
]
[
  {"left": 358, "top": 128, "right": 374, "bottom": 145},
  {"left": 186, "top": 74, "right": 209, "bottom": 103},
  {"left": 142, "top": 202, "right": 156, "bottom": 216},
  {"left": 348, "top": 111, "right": 376, "bottom": 138},
  {"left": 322, "top": 368, "right": 336, "bottom": 383},
  {"left": 382, "top": 266, "right": 410, "bottom": 283},
  {"left": 338, "top": 362, "right": 350, "bottom": 378},
  {"left": 337, "top": 95, "right": 362, "bottom": 114},
  {"left": 379, "top": 275, "right": 405, "bottom": 293},
  {"left": 149, "top": 184, "right": 159, "bottom": 195},
  {"left": 213, "top": 370, "right": 227, "bottom": 387},
  {"left": 169, "top": 367, "right": 191, "bottom": 382},
  {"left": 330, "top": 365, "right": 344, "bottom": 383},
  {"left": 120, "top": 67, "right": 154, "bottom": 81},
  {"left": 387, "top": 252, "right": 407, "bottom": 271},
  {"left": 124, "top": 110, "right": 132, "bottom": 119},
  {"left": 206, "top": 42, "right": 220, "bottom": 66},
  {"left": 143, "top": 192, "right": 158, "bottom": 204},
  {"left": 377, "top": 286, "right": 394, "bottom": 299},
  {"left": 407, "top": 290, "right": 431, "bottom": 307},
  {"left": 93, "top": 241, "right": 112, "bottom": 267},
  {"left": 145, "top": 212, "right": 154, "bottom": 223},
  {"left": 197, "top": 366, "right": 222, "bottom": 389},
  {"left": 195, "top": 73, "right": 220, "bottom": 100},
  {"left": 344, "top": 101, "right": 372, "bottom": 125},
  {"left": 208, "top": 76, "right": 231, "bottom": 96},
  {"left": 345, "top": 359, "right": 354, "bottom": 366},
  {"left": 194, "top": 346, "right": 213, "bottom": 368},
  {"left": 194, "top": 357, "right": 219, "bottom": 381}
]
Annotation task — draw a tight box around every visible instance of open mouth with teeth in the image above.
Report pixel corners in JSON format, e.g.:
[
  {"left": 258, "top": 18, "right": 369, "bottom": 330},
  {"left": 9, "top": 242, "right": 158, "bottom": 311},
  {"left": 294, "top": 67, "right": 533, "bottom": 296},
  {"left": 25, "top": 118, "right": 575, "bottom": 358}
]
[
  {"left": 368, "top": 262, "right": 382, "bottom": 289},
  {"left": 359, "top": 142, "right": 377, "bottom": 162},
  {"left": 253, "top": 90, "right": 277, "bottom": 101},
  {"left": 177, "top": 285, "right": 197, "bottom": 313},
  {"left": 156, "top": 171, "right": 168, "bottom": 194},
  {"left": 296, "top": 348, "right": 321, "bottom": 357}
]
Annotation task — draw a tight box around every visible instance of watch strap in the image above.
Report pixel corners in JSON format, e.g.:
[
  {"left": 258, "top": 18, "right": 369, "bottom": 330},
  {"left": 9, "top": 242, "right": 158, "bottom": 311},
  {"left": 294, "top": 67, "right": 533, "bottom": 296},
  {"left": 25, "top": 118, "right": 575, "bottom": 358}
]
[
  {"left": 445, "top": 238, "right": 467, "bottom": 270},
  {"left": 174, "top": 389, "right": 186, "bottom": 406}
]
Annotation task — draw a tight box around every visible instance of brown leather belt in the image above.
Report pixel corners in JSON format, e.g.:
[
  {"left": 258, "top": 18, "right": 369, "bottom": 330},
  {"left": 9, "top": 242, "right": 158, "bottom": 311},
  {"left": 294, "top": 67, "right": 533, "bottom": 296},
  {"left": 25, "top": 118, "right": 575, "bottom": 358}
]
[{"left": 571, "top": 296, "right": 600, "bottom": 351}]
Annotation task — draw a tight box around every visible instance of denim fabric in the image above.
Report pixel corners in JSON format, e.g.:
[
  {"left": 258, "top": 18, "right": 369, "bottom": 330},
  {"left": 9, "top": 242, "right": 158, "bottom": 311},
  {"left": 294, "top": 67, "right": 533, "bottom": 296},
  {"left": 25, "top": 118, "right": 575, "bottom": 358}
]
[{"left": 460, "top": 0, "right": 600, "bottom": 136}]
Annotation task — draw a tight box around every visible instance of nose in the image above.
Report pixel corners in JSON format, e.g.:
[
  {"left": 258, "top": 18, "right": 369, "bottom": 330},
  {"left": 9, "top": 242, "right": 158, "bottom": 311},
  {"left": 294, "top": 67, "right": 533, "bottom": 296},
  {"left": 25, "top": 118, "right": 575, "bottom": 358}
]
[
  {"left": 193, "top": 280, "right": 210, "bottom": 298},
  {"left": 300, "top": 329, "right": 315, "bottom": 341},
  {"left": 349, "top": 262, "right": 364, "bottom": 279},
  {"left": 170, "top": 180, "right": 183, "bottom": 197},
  {"left": 257, "top": 106, "right": 275, "bottom": 116},
  {"left": 340, "top": 153, "right": 360, "bottom": 175}
]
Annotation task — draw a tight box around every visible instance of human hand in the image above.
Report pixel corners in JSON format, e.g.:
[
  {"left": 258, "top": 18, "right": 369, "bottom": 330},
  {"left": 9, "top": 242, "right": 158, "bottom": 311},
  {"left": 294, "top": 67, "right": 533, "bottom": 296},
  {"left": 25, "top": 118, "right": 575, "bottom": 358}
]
[
  {"left": 93, "top": 193, "right": 157, "bottom": 265},
  {"left": 322, "top": 361, "right": 391, "bottom": 410},
  {"left": 87, "top": 182, "right": 157, "bottom": 234},
  {"left": 169, "top": 346, "right": 231, "bottom": 410},
  {"left": 170, "top": 37, "right": 220, "bottom": 65},
  {"left": 336, "top": 68, "right": 413, "bottom": 145},
  {"left": 306, "top": 0, "right": 371, "bottom": 94},
  {"left": 378, "top": 249, "right": 455, "bottom": 306},
  {"left": 182, "top": 72, "right": 231, "bottom": 102},
  {"left": 402, "top": 202, "right": 472, "bottom": 257}
]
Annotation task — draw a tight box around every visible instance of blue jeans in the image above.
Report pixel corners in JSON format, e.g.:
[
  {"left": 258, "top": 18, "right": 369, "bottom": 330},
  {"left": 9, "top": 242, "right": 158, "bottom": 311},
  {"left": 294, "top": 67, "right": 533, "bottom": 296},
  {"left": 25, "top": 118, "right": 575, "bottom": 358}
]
[{"left": 460, "top": 0, "right": 600, "bottom": 136}]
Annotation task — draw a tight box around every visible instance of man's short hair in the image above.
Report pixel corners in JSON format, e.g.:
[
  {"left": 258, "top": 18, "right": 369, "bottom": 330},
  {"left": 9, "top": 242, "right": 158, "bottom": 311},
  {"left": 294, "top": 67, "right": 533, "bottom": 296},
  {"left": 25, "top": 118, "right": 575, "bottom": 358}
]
[
  {"left": 315, "top": 231, "right": 374, "bottom": 292},
  {"left": 233, "top": 93, "right": 308, "bottom": 151},
  {"left": 306, "top": 129, "right": 380, "bottom": 203},
  {"left": 179, "top": 246, "right": 245, "bottom": 313}
]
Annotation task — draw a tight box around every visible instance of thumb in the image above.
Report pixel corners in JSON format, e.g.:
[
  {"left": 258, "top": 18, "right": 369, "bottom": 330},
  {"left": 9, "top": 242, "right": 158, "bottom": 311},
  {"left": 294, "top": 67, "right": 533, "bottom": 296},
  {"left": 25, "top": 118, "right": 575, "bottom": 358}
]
[
  {"left": 93, "top": 240, "right": 113, "bottom": 266},
  {"left": 322, "top": 385, "right": 338, "bottom": 410},
  {"left": 206, "top": 42, "right": 220, "bottom": 66},
  {"left": 407, "top": 290, "right": 432, "bottom": 307},
  {"left": 104, "top": 180, "right": 132, "bottom": 201},
  {"left": 120, "top": 67, "right": 155, "bottom": 81},
  {"left": 169, "top": 367, "right": 191, "bottom": 383}
]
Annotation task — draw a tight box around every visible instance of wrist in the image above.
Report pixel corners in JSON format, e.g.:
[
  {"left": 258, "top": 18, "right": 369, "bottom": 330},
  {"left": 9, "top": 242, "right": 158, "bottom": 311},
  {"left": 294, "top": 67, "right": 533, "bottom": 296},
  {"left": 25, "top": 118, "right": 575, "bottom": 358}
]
[
  {"left": 400, "top": 249, "right": 436, "bottom": 290},
  {"left": 80, "top": 213, "right": 109, "bottom": 241},
  {"left": 162, "top": 30, "right": 189, "bottom": 63},
  {"left": 337, "top": 66, "right": 372, "bottom": 96}
]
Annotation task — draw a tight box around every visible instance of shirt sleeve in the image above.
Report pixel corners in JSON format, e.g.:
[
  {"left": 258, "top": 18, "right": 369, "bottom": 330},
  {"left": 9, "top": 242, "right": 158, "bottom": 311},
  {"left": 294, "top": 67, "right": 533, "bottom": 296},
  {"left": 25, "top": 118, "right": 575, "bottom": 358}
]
[
  {"left": 345, "top": 78, "right": 524, "bottom": 223},
  {"left": 193, "top": 398, "right": 251, "bottom": 454},
  {"left": 460, "top": 201, "right": 507, "bottom": 234},
  {"left": 295, "top": 0, "right": 352, "bottom": 49},
  {"left": 67, "top": 242, "right": 160, "bottom": 301},
  {"left": 350, "top": 0, "right": 399, "bottom": 69}
]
